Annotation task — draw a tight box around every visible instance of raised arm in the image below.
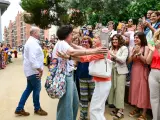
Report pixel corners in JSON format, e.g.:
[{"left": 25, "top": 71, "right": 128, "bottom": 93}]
[
  {"left": 70, "top": 43, "right": 85, "bottom": 50},
  {"left": 57, "top": 52, "right": 107, "bottom": 62},
  {"left": 66, "top": 47, "right": 108, "bottom": 56},
  {"left": 139, "top": 46, "right": 149, "bottom": 64},
  {"left": 146, "top": 44, "right": 155, "bottom": 64},
  {"left": 144, "top": 21, "right": 156, "bottom": 33}
]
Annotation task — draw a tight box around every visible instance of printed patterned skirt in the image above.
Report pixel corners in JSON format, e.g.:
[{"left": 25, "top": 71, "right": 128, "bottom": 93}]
[{"left": 0, "top": 51, "right": 6, "bottom": 69}]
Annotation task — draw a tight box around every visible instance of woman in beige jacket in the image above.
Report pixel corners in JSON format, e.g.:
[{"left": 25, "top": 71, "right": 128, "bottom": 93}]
[{"left": 108, "top": 34, "right": 129, "bottom": 120}]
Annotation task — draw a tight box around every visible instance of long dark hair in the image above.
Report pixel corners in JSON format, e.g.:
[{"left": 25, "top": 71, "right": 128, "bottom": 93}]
[
  {"left": 111, "top": 34, "right": 125, "bottom": 50},
  {"left": 134, "top": 32, "right": 147, "bottom": 47}
]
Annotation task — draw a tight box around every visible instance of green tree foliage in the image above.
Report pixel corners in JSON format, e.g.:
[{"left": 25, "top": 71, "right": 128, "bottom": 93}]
[
  {"left": 68, "top": 0, "right": 134, "bottom": 26},
  {"left": 21, "top": 0, "right": 86, "bottom": 29},
  {"left": 127, "top": 0, "right": 159, "bottom": 22},
  {"left": 21, "top": 0, "right": 160, "bottom": 29},
  {"left": 21, "top": 0, "right": 69, "bottom": 29}
]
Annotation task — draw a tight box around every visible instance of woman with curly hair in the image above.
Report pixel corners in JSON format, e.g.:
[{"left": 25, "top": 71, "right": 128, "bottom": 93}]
[
  {"left": 146, "top": 29, "right": 160, "bottom": 120},
  {"left": 108, "top": 34, "right": 129, "bottom": 120},
  {"left": 76, "top": 36, "right": 95, "bottom": 120},
  {"left": 72, "top": 35, "right": 81, "bottom": 45},
  {"left": 128, "top": 32, "right": 151, "bottom": 120}
]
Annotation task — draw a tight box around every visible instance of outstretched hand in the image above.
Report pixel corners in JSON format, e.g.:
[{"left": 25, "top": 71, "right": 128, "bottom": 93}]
[
  {"left": 96, "top": 47, "right": 108, "bottom": 54},
  {"left": 56, "top": 51, "right": 70, "bottom": 59}
]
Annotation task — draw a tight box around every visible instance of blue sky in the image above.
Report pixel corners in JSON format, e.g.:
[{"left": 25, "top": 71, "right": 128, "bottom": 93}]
[{"left": 1, "top": 0, "right": 23, "bottom": 39}]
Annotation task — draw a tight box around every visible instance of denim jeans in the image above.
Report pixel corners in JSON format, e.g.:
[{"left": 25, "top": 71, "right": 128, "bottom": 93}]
[
  {"left": 16, "top": 74, "right": 41, "bottom": 111},
  {"left": 56, "top": 75, "right": 79, "bottom": 120}
]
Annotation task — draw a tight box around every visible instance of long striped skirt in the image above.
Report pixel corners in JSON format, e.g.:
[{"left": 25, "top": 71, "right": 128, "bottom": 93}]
[{"left": 79, "top": 78, "right": 95, "bottom": 119}]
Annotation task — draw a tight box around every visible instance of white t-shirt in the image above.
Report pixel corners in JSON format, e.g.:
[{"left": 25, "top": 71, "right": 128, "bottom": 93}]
[
  {"left": 124, "top": 31, "right": 135, "bottom": 48},
  {"left": 52, "top": 40, "right": 74, "bottom": 75},
  {"left": 129, "top": 31, "right": 135, "bottom": 47}
]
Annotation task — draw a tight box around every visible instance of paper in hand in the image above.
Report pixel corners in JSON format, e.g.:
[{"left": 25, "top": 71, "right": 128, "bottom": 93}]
[{"left": 100, "top": 28, "right": 110, "bottom": 48}]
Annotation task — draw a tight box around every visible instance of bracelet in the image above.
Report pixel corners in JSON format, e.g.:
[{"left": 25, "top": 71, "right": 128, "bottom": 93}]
[{"left": 137, "top": 53, "right": 142, "bottom": 56}]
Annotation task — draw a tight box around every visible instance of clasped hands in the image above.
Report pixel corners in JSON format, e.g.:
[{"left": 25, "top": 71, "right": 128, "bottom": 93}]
[{"left": 131, "top": 45, "right": 141, "bottom": 57}]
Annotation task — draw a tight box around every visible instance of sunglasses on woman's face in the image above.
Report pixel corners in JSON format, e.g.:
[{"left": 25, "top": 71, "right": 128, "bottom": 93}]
[{"left": 82, "top": 40, "right": 89, "bottom": 44}]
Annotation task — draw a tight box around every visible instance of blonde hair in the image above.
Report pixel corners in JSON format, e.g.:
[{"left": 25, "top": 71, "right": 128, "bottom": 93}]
[
  {"left": 153, "top": 28, "right": 160, "bottom": 43},
  {"left": 72, "top": 35, "right": 80, "bottom": 45}
]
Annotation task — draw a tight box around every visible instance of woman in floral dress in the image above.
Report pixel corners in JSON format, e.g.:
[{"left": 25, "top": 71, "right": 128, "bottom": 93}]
[{"left": 0, "top": 43, "right": 5, "bottom": 69}]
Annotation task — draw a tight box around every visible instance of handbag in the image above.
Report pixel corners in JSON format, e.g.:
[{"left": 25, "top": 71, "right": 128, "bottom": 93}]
[
  {"left": 89, "top": 59, "right": 112, "bottom": 78},
  {"left": 45, "top": 58, "right": 67, "bottom": 99}
]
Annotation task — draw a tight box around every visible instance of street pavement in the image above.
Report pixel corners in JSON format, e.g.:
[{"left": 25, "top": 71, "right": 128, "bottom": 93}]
[{"left": 0, "top": 55, "right": 152, "bottom": 120}]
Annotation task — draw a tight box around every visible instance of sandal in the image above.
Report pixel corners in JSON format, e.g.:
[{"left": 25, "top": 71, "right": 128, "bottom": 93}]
[
  {"left": 78, "top": 117, "right": 88, "bottom": 120},
  {"left": 110, "top": 109, "right": 118, "bottom": 116},
  {"left": 137, "top": 115, "right": 147, "bottom": 120},
  {"left": 129, "top": 109, "right": 140, "bottom": 117},
  {"left": 113, "top": 110, "right": 124, "bottom": 120}
]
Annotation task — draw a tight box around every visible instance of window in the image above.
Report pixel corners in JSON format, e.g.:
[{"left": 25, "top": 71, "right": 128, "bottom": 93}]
[
  {"left": 21, "top": 34, "right": 23, "bottom": 40},
  {"left": 24, "top": 35, "right": 26, "bottom": 39},
  {"left": 15, "top": 36, "right": 17, "bottom": 40},
  {"left": 21, "top": 22, "right": 23, "bottom": 27},
  {"left": 21, "top": 28, "right": 23, "bottom": 32}
]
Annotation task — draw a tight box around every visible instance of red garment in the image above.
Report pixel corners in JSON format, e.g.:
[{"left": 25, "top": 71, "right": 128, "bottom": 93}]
[
  {"left": 151, "top": 49, "right": 160, "bottom": 69},
  {"left": 80, "top": 54, "right": 111, "bottom": 82},
  {"left": 14, "top": 51, "right": 18, "bottom": 58}
]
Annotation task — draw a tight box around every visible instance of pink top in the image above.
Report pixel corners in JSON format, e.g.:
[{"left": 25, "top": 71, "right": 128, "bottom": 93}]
[{"left": 127, "top": 25, "right": 136, "bottom": 32}]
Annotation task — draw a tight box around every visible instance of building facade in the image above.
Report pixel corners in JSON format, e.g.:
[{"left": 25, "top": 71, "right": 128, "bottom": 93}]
[
  {"left": 0, "top": 0, "right": 10, "bottom": 42},
  {"left": 3, "top": 11, "right": 49, "bottom": 48}
]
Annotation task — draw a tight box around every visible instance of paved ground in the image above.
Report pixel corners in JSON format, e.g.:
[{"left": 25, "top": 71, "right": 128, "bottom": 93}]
[{"left": 0, "top": 55, "right": 152, "bottom": 120}]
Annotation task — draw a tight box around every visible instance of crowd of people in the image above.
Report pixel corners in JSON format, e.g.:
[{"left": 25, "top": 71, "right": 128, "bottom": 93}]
[
  {"left": 42, "top": 43, "right": 54, "bottom": 67},
  {"left": 55, "top": 10, "right": 160, "bottom": 120},
  {"left": 0, "top": 43, "right": 18, "bottom": 69},
  {"left": 14, "top": 10, "right": 160, "bottom": 120}
]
